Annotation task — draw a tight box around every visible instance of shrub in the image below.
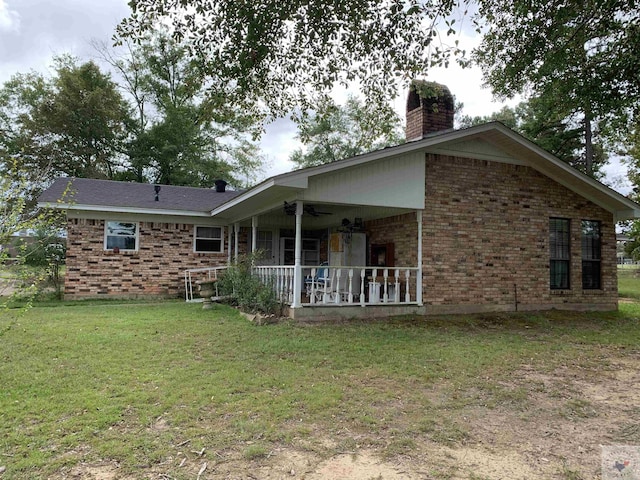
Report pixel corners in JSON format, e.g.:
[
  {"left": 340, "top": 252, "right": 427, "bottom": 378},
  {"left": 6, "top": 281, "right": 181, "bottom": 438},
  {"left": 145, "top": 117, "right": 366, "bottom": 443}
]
[{"left": 218, "top": 253, "right": 281, "bottom": 315}]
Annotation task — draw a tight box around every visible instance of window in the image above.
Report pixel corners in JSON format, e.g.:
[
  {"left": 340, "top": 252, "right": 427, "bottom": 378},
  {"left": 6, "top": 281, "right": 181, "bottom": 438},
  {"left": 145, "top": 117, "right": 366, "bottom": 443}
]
[
  {"left": 550, "top": 218, "right": 570, "bottom": 289},
  {"left": 194, "top": 226, "right": 223, "bottom": 253},
  {"left": 582, "top": 220, "right": 601, "bottom": 289},
  {"left": 281, "top": 237, "right": 320, "bottom": 265},
  {"left": 105, "top": 221, "right": 138, "bottom": 251},
  {"left": 256, "top": 230, "right": 274, "bottom": 261}
]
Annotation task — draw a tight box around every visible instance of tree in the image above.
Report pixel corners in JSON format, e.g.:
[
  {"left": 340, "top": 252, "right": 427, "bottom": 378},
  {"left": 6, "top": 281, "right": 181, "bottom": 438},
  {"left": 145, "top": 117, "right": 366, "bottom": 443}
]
[
  {"left": 459, "top": 96, "right": 608, "bottom": 178},
  {"left": 39, "top": 58, "right": 131, "bottom": 179},
  {"left": 457, "top": 105, "right": 518, "bottom": 130},
  {"left": 0, "top": 58, "right": 130, "bottom": 184},
  {"left": 0, "top": 157, "right": 68, "bottom": 310},
  {"left": 472, "top": 0, "right": 640, "bottom": 177},
  {"left": 289, "top": 95, "right": 403, "bottom": 169},
  {"left": 95, "top": 34, "right": 265, "bottom": 187},
  {"left": 116, "top": 0, "right": 465, "bottom": 116}
]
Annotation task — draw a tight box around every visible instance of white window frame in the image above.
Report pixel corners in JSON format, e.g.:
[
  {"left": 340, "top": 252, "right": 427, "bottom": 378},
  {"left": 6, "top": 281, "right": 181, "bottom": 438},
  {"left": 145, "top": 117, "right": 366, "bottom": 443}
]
[
  {"left": 104, "top": 221, "right": 139, "bottom": 251},
  {"left": 194, "top": 225, "right": 224, "bottom": 253}
]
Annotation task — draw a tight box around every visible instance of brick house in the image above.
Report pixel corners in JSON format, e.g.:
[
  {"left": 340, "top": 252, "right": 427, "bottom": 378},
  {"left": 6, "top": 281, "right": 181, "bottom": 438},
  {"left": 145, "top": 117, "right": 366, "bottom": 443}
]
[{"left": 38, "top": 81, "right": 640, "bottom": 319}]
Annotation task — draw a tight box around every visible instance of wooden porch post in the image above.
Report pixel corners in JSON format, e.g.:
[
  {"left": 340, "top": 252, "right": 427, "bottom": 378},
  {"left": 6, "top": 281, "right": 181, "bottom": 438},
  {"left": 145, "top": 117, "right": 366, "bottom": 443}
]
[
  {"left": 251, "top": 216, "right": 258, "bottom": 254},
  {"left": 291, "top": 201, "right": 304, "bottom": 308},
  {"left": 234, "top": 222, "right": 240, "bottom": 262},
  {"left": 416, "top": 210, "right": 423, "bottom": 306}
]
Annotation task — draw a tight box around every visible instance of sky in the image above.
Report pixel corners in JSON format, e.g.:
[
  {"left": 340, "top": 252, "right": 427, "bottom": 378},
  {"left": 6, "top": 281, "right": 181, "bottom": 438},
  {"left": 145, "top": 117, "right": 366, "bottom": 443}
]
[{"left": 0, "top": 0, "right": 630, "bottom": 192}]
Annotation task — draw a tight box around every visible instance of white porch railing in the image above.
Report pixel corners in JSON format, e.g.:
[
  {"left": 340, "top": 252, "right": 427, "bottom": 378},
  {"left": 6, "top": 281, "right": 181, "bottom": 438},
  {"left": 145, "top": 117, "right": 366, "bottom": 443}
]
[
  {"left": 184, "top": 266, "right": 227, "bottom": 302},
  {"left": 253, "top": 265, "right": 420, "bottom": 307},
  {"left": 253, "top": 266, "right": 296, "bottom": 304}
]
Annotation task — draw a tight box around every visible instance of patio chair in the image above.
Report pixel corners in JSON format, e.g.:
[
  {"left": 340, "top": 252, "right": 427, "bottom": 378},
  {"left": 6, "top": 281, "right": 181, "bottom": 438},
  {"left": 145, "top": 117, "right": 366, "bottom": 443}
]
[{"left": 304, "top": 262, "right": 334, "bottom": 303}]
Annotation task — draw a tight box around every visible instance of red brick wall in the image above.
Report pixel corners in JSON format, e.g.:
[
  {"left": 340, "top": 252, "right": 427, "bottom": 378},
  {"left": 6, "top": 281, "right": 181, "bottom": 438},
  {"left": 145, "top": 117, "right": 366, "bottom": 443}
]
[
  {"left": 64, "top": 219, "right": 231, "bottom": 299},
  {"left": 422, "top": 154, "right": 617, "bottom": 312}
]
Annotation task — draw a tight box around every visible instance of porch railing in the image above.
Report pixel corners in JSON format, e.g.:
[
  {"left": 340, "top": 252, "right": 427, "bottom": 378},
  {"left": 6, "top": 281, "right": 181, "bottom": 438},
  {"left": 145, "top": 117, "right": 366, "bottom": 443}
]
[
  {"left": 253, "top": 265, "right": 420, "bottom": 307},
  {"left": 184, "top": 266, "right": 227, "bottom": 302}
]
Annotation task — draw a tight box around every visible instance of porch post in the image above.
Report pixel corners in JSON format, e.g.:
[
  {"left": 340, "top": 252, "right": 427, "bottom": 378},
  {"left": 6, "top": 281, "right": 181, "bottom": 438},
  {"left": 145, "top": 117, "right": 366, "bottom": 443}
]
[
  {"left": 227, "top": 225, "right": 232, "bottom": 265},
  {"left": 234, "top": 222, "right": 240, "bottom": 261},
  {"left": 291, "top": 201, "right": 304, "bottom": 308},
  {"left": 416, "top": 210, "right": 423, "bottom": 306},
  {"left": 251, "top": 216, "right": 258, "bottom": 254}
]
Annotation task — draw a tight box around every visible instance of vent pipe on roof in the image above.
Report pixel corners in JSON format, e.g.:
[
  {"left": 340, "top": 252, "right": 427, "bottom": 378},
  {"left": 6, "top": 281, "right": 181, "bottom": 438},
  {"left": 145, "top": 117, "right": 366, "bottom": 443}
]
[
  {"left": 214, "top": 179, "right": 227, "bottom": 193},
  {"left": 154, "top": 185, "right": 161, "bottom": 201}
]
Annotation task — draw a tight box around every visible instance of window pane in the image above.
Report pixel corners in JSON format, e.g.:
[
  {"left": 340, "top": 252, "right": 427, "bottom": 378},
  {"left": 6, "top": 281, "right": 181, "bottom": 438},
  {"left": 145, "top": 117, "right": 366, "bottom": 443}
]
[
  {"left": 582, "top": 260, "right": 601, "bottom": 289},
  {"left": 581, "top": 221, "right": 601, "bottom": 289},
  {"left": 581, "top": 221, "right": 601, "bottom": 260},
  {"left": 549, "top": 218, "right": 570, "bottom": 289},
  {"left": 196, "top": 226, "right": 221, "bottom": 239},
  {"left": 107, "top": 221, "right": 137, "bottom": 237},
  {"left": 106, "top": 235, "right": 136, "bottom": 250},
  {"left": 105, "top": 221, "right": 137, "bottom": 250},
  {"left": 195, "top": 239, "right": 222, "bottom": 252},
  {"left": 550, "top": 260, "right": 570, "bottom": 289}
]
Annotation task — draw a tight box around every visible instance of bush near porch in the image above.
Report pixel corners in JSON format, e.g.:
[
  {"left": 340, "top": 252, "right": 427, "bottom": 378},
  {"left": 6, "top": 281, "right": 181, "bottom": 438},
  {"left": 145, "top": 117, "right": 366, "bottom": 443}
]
[{"left": 1, "top": 297, "right": 640, "bottom": 478}]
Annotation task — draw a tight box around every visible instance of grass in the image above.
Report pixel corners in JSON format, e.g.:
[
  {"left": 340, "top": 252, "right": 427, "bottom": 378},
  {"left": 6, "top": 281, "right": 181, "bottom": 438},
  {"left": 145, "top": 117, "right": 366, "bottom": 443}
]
[
  {"left": 1, "top": 299, "right": 640, "bottom": 479},
  {"left": 618, "top": 264, "right": 640, "bottom": 299}
]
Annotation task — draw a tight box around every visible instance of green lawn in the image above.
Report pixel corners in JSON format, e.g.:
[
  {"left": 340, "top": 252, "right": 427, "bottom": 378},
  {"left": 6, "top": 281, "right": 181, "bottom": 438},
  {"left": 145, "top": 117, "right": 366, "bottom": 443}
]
[
  {"left": 618, "top": 264, "right": 640, "bottom": 299},
  {"left": 2, "top": 299, "right": 640, "bottom": 478}
]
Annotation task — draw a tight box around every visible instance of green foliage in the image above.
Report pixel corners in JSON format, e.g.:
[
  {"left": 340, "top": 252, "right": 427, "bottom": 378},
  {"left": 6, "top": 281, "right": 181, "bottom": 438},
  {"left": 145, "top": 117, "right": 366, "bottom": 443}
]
[
  {"left": 290, "top": 95, "right": 403, "bottom": 169},
  {"left": 217, "top": 254, "right": 281, "bottom": 315},
  {"left": 0, "top": 57, "right": 130, "bottom": 183},
  {"left": 96, "top": 33, "right": 265, "bottom": 188},
  {"left": 459, "top": 97, "right": 608, "bottom": 178},
  {"left": 473, "top": 1, "right": 640, "bottom": 177},
  {"left": 40, "top": 57, "right": 130, "bottom": 179},
  {"left": 19, "top": 227, "right": 66, "bottom": 299},
  {"left": 116, "top": 0, "right": 465, "bottom": 116}
]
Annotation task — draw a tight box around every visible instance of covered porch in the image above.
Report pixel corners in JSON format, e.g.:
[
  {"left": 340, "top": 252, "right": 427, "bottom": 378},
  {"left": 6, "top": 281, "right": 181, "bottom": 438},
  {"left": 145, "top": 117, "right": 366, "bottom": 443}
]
[
  {"left": 216, "top": 199, "right": 424, "bottom": 319},
  {"left": 205, "top": 148, "right": 427, "bottom": 319}
]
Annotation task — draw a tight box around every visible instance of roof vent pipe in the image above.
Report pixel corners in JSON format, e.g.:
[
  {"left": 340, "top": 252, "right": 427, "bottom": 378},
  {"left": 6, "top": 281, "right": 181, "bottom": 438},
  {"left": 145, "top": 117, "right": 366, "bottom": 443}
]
[{"left": 214, "top": 179, "right": 227, "bottom": 193}]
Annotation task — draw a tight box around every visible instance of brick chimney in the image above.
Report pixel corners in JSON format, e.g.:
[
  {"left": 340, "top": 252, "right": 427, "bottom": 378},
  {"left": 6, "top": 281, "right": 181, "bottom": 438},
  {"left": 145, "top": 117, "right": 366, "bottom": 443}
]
[{"left": 405, "top": 80, "right": 454, "bottom": 141}]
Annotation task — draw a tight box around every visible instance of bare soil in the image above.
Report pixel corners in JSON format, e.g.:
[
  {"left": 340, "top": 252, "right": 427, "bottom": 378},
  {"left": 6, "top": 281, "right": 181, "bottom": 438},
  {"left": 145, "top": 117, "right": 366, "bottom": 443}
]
[{"left": 53, "top": 351, "right": 640, "bottom": 480}]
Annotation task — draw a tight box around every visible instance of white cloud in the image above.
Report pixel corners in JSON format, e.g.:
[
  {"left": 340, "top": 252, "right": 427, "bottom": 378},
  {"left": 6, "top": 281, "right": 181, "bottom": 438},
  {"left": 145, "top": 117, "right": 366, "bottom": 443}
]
[{"left": 0, "top": 0, "right": 20, "bottom": 33}]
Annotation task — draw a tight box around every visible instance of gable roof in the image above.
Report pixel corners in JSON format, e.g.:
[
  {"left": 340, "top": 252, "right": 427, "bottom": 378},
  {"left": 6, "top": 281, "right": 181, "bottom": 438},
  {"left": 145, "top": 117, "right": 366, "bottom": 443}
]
[
  {"left": 38, "top": 177, "right": 242, "bottom": 217},
  {"left": 211, "top": 122, "right": 640, "bottom": 222}
]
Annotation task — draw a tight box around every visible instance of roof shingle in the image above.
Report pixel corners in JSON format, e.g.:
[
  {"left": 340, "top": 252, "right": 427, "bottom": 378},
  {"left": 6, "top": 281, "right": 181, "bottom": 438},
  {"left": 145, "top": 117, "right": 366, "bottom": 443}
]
[{"left": 38, "top": 177, "right": 241, "bottom": 213}]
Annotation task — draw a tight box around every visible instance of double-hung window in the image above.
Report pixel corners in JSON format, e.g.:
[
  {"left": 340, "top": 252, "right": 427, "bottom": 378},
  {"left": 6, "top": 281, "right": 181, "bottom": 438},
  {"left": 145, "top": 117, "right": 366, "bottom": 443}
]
[
  {"left": 581, "top": 220, "right": 601, "bottom": 289},
  {"left": 194, "top": 226, "right": 223, "bottom": 253},
  {"left": 550, "top": 218, "right": 570, "bottom": 289},
  {"left": 105, "top": 221, "right": 138, "bottom": 251}
]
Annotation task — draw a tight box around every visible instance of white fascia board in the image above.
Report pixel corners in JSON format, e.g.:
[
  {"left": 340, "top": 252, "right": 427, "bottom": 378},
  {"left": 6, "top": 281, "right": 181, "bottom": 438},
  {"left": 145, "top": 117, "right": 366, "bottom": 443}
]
[{"left": 37, "top": 202, "right": 212, "bottom": 217}]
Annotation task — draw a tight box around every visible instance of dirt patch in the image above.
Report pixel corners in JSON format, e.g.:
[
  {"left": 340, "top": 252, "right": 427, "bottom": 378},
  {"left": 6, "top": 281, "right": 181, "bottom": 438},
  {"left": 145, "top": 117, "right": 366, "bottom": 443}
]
[{"left": 48, "top": 351, "right": 640, "bottom": 480}]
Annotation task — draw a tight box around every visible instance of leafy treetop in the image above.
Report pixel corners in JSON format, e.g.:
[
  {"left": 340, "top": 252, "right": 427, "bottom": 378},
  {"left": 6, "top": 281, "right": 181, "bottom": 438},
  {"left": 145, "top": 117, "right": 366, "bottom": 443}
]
[{"left": 116, "top": 0, "right": 466, "bottom": 117}]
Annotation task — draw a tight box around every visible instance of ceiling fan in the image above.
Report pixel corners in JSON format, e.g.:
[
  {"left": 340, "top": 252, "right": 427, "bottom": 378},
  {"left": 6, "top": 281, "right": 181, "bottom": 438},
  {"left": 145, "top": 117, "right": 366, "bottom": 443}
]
[{"left": 283, "top": 201, "right": 333, "bottom": 217}]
